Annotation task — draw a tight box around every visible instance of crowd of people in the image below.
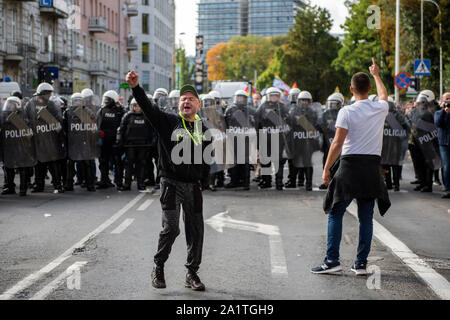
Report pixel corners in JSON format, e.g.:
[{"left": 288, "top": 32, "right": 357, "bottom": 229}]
[{"left": 0, "top": 82, "right": 449, "bottom": 199}]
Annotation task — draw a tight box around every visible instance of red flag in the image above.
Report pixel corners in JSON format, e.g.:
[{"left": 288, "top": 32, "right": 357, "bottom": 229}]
[{"left": 292, "top": 82, "right": 298, "bottom": 89}]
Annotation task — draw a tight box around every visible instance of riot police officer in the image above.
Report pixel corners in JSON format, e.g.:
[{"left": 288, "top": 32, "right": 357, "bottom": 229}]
[
  {"left": 255, "top": 87, "right": 290, "bottom": 190},
  {"left": 153, "top": 88, "right": 169, "bottom": 110},
  {"left": 97, "top": 90, "right": 125, "bottom": 189},
  {"left": 318, "top": 93, "right": 345, "bottom": 189},
  {"left": 25, "top": 83, "right": 65, "bottom": 193},
  {"left": 168, "top": 90, "right": 180, "bottom": 114},
  {"left": 117, "top": 99, "right": 155, "bottom": 191},
  {"left": 225, "top": 89, "right": 256, "bottom": 190},
  {"left": 1, "top": 97, "right": 36, "bottom": 196}
]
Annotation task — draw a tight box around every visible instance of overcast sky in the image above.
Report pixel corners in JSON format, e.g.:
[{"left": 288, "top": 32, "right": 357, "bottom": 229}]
[{"left": 175, "top": 0, "right": 349, "bottom": 56}]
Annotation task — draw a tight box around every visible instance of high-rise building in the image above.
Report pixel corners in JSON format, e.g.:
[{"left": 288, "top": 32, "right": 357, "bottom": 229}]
[
  {"left": 128, "top": 0, "right": 175, "bottom": 93},
  {"left": 198, "top": 0, "right": 304, "bottom": 52},
  {"left": 248, "top": 0, "right": 304, "bottom": 37}
]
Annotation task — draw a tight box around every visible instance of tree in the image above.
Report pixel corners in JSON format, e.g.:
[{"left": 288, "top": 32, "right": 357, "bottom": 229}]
[
  {"left": 176, "top": 46, "right": 194, "bottom": 87},
  {"left": 284, "top": 4, "right": 347, "bottom": 102},
  {"left": 257, "top": 47, "right": 288, "bottom": 90},
  {"left": 206, "top": 43, "right": 227, "bottom": 81},
  {"left": 205, "top": 35, "right": 277, "bottom": 82}
]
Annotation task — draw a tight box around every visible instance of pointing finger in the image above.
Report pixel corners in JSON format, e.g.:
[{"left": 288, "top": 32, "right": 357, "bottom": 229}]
[{"left": 372, "top": 57, "right": 376, "bottom": 65}]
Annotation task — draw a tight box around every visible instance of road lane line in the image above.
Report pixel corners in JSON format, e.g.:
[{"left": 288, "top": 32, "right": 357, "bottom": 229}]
[
  {"left": 347, "top": 202, "right": 450, "bottom": 300},
  {"left": 111, "top": 218, "right": 135, "bottom": 234},
  {"left": 30, "top": 261, "right": 87, "bottom": 300},
  {"left": 0, "top": 193, "right": 145, "bottom": 300},
  {"left": 269, "top": 235, "right": 288, "bottom": 277},
  {"left": 137, "top": 199, "right": 154, "bottom": 211}
]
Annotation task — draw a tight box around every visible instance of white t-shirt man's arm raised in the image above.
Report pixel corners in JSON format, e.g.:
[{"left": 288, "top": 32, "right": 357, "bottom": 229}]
[{"left": 335, "top": 99, "right": 389, "bottom": 156}]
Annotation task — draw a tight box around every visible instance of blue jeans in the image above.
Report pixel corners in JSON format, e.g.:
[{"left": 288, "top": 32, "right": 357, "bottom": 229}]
[
  {"left": 326, "top": 199, "right": 375, "bottom": 264},
  {"left": 439, "top": 145, "right": 450, "bottom": 192}
]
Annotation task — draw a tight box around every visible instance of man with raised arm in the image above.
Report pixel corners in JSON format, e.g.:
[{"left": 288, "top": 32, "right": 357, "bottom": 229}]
[
  {"left": 126, "top": 70, "right": 210, "bottom": 291},
  {"left": 311, "top": 58, "right": 391, "bottom": 276}
]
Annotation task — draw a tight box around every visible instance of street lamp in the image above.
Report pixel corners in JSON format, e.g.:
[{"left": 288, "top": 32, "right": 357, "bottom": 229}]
[{"left": 422, "top": 0, "right": 443, "bottom": 99}]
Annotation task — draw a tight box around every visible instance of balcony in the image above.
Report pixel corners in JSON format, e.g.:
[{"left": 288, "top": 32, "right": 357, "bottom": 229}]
[
  {"left": 126, "top": 35, "right": 138, "bottom": 51},
  {"left": 88, "top": 17, "right": 107, "bottom": 33},
  {"left": 2, "top": 41, "right": 25, "bottom": 61},
  {"left": 126, "top": 2, "right": 138, "bottom": 16},
  {"left": 39, "top": 2, "right": 69, "bottom": 19},
  {"left": 89, "top": 60, "right": 107, "bottom": 76}
]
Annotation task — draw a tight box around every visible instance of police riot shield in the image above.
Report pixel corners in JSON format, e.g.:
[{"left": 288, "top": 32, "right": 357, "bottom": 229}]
[
  {"left": 320, "top": 108, "right": 339, "bottom": 152},
  {"left": 67, "top": 105, "right": 100, "bottom": 161},
  {"left": 256, "top": 102, "right": 291, "bottom": 159},
  {"left": 199, "top": 107, "right": 228, "bottom": 173},
  {"left": 225, "top": 106, "right": 258, "bottom": 168},
  {"left": 287, "top": 103, "right": 321, "bottom": 168},
  {"left": 1, "top": 102, "right": 36, "bottom": 168},
  {"left": 85, "top": 95, "right": 101, "bottom": 113},
  {"left": 381, "top": 109, "right": 409, "bottom": 166},
  {"left": 26, "top": 98, "right": 65, "bottom": 163},
  {"left": 411, "top": 108, "right": 442, "bottom": 170}
]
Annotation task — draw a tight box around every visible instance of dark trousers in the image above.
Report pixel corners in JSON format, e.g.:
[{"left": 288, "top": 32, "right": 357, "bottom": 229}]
[
  {"left": 66, "top": 160, "right": 96, "bottom": 188},
  {"left": 99, "top": 143, "right": 123, "bottom": 185},
  {"left": 154, "top": 177, "right": 204, "bottom": 273},
  {"left": 409, "top": 143, "right": 421, "bottom": 181},
  {"left": 261, "top": 158, "right": 287, "bottom": 186},
  {"left": 382, "top": 165, "right": 402, "bottom": 189},
  {"left": 229, "top": 164, "right": 250, "bottom": 187},
  {"left": 4, "top": 167, "right": 29, "bottom": 192},
  {"left": 413, "top": 143, "right": 433, "bottom": 189},
  {"left": 439, "top": 145, "right": 450, "bottom": 192},
  {"left": 124, "top": 147, "right": 149, "bottom": 187},
  {"left": 34, "top": 161, "right": 62, "bottom": 189}
]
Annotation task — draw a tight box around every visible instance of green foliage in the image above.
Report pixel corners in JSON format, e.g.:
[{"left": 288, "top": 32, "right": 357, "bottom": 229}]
[
  {"left": 176, "top": 46, "right": 194, "bottom": 86},
  {"left": 257, "top": 47, "right": 287, "bottom": 91}
]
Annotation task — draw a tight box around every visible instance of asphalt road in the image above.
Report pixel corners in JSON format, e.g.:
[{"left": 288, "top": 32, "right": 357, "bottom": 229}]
[{"left": 0, "top": 157, "right": 449, "bottom": 300}]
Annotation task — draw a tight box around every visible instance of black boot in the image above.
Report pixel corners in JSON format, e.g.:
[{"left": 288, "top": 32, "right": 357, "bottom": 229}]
[
  {"left": 151, "top": 265, "right": 166, "bottom": 289},
  {"left": 185, "top": 271, "right": 205, "bottom": 291},
  {"left": 305, "top": 167, "right": 313, "bottom": 191}
]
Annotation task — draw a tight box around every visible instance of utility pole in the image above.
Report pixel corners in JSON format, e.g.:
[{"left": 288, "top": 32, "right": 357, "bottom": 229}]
[
  {"left": 395, "top": 0, "right": 400, "bottom": 103},
  {"left": 118, "top": 0, "right": 121, "bottom": 96}
]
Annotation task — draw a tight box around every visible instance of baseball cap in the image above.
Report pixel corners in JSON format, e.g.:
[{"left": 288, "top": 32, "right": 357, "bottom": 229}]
[{"left": 180, "top": 84, "right": 199, "bottom": 100}]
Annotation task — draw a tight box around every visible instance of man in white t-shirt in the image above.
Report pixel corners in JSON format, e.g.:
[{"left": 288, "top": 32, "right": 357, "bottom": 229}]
[{"left": 312, "top": 58, "right": 391, "bottom": 276}]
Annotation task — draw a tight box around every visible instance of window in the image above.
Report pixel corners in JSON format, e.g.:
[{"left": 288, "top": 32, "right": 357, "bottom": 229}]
[
  {"left": 142, "top": 0, "right": 149, "bottom": 5},
  {"left": 142, "top": 14, "right": 149, "bottom": 34},
  {"left": 11, "top": 9, "right": 17, "bottom": 41},
  {"left": 142, "top": 42, "right": 149, "bottom": 63}
]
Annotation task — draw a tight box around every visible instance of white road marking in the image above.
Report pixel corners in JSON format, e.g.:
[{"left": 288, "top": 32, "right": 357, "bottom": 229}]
[
  {"left": 137, "top": 199, "right": 154, "bottom": 211},
  {"left": 447, "top": 209, "right": 450, "bottom": 215},
  {"left": 111, "top": 218, "right": 135, "bottom": 234},
  {"left": 0, "top": 193, "right": 145, "bottom": 300},
  {"left": 347, "top": 202, "right": 450, "bottom": 300},
  {"left": 29, "top": 261, "right": 87, "bottom": 300},
  {"left": 206, "top": 211, "right": 288, "bottom": 277},
  {"left": 44, "top": 214, "right": 52, "bottom": 218}
]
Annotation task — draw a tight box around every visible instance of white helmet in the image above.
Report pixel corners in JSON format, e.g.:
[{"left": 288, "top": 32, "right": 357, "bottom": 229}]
[
  {"left": 199, "top": 94, "right": 206, "bottom": 101},
  {"left": 70, "top": 93, "right": 84, "bottom": 108},
  {"left": 103, "top": 90, "right": 119, "bottom": 103},
  {"left": 261, "top": 95, "right": 268, "bottom": 104},
  {"left": 335, "top": 92, "right": 345, "bottom": 103},
  {"left": 130, "top": 98, "right": 138, "bottom": 106},
  {"left": 201, "top": 94, "right": 214, "bottom": 108},
  {"left": 369, "top": 94, "right": 378, "bottom": 101},
  {"left": 298, "top": 91, "right": 312, "bottom": 101},
  {"left": 327, "top": 93, "right": 345, "bottom": 105},
  {"left": 350, "top": 96, "right": 356, "bottom": 102},
  {"left": 146, "top": 93, "right": 153, "bottom": 100},
  {"left": 169, "top": 90, "right": 180, "bottom": 99},
  {"left": 2, "top": 96, "right": 22, "bottom": 112},
  {"left": 36, "top": 82, "right": 54, "bottom": 95},
  {"left": 81, "top": 88, "right": 94, "bottom": 98},
  {"left": 388, "top": 96, "right": 395, "bottom": 103},
  {"left": 289, "top": 88, "right": 301, "bottom": 96},
  {"left": 266, "top": 87, "right": 281, "bottom": 96},
  {"left": 233, "top": 90, "right": 248, "bottom": 105},
  {"left": 209, "top": 90, "right": 222, "bottom": 100},
  {"left": 417, "top": 90, "right": 435, "bottom": 103},
  {"left": 154, "top": 88, "right": 168, "bottom": 96}
]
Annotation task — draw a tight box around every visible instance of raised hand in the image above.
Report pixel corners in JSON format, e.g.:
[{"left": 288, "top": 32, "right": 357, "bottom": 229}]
[
  {"left": 369, "top": 57, "right": 380, "bottom": 77},
  {"left": 126, "top": 70, "right": 139, "bottom": 88}
]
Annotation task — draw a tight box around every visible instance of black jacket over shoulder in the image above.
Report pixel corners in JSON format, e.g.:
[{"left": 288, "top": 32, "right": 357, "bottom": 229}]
[
  {"left": 132, "top": 85, "right": 210, "bottom": 184},
  {"left": 324, "top": 155, "right": 391, "bottom": 216}
]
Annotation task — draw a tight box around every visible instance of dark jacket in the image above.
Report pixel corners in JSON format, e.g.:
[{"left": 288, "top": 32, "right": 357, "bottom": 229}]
[
  {"left": 324, "top": 155, "right": 391, "bottom": 216},
  {"left": 132, "top": 85, "right": 210, "bottom": 184},
  {"left": 434, "top": 109, "right": 450, "bottom": 146}
]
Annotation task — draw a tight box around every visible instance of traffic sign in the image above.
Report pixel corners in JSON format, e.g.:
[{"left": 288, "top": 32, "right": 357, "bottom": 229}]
[
  {"left": 414, "top": 59, "right": 431, "bottom": 76},
  {"left": 394, "top": 72, "right": 411, "bottom": 89}
]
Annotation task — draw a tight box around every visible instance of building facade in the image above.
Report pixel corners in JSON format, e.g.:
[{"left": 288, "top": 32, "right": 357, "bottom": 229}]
[
  {"left": 0, "top": 0, "right": 72, "bottom": 97},
  {"left": 0, "top": 0, "right": 162, "bottom": 99},
  {"left": 129, "top": 0, "right": 175, "bottom": 93},
  {"left": 198, "top": 0, "right": 304, "bottom": 52}
]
